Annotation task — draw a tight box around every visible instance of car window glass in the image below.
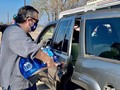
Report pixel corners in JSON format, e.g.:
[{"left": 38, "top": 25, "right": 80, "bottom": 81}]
[
  {"left": 38, "top": 26, "right": 55, "bottom": 47},
  {"left": 86, "top": 18, "right": 120, "bottom": 60},
  {"left": 54, "top": 20, "right": 69, "bottom": 44},
  {"left": 62, "top": 21, "right": 72, "bottom": 52},
  {"left": 52, "top": 20, "right": 72, "bottom": 53}
]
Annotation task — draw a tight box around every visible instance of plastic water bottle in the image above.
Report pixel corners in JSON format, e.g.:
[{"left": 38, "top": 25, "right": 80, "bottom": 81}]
[{"left": 41, "top": 46, "right": 59, "bottom": 63}]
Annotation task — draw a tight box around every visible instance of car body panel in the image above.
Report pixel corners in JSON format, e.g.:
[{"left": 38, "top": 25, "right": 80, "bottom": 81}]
[
  {"left": 47, "top": 16, "right": 76, "bottom": 86},
  {"left": 36, "top": 20, "right": 58, "bottom": 89},
  {"left": 71, "top": 8, "right": 120, "bottom": 90}
]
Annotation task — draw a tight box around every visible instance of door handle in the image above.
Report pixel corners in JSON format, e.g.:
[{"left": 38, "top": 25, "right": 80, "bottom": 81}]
[{"left": 104, "top": 85, "right": 115, "bottom": 90}]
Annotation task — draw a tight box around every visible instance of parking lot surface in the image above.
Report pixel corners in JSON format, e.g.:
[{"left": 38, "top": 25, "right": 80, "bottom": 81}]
[{"left": 0, "top": 81, "right": 51, "bottom": 90}]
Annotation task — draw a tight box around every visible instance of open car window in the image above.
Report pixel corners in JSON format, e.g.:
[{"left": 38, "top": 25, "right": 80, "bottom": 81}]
[
  {"left": 36, "top": 21, "right": 58, "bottom": 47},
  {"left": 38, "top": 26, "right": 55, "bottom": 47}
]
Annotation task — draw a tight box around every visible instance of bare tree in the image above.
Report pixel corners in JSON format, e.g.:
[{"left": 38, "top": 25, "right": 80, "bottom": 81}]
[{"left": 31, "top": 0, "right": 89, "bottom": 26}]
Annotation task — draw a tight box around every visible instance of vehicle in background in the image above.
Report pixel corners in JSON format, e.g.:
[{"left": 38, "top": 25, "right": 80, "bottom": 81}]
[{"left": 0, "top": 24, "right": 8, "bottom": 33}]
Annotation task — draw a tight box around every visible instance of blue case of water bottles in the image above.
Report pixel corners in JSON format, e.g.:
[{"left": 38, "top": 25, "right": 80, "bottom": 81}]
[{"left": 19, "top": 46, "right": 59, "bottom": 79}]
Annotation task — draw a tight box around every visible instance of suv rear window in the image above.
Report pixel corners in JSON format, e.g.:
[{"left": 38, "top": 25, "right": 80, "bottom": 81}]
[{"left": 86, "top": 18, "right": 120, "bottom": 60}]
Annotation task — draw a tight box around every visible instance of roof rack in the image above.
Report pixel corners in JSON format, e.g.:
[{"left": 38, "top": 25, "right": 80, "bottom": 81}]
[{"left": 59, "top": 0, "right": 120, "bottom": 19}]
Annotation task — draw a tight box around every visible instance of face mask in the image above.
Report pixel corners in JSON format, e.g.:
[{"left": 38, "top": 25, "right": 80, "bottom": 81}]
[{"left": 30, "top": 22, "right": 38, "bottom": 31}]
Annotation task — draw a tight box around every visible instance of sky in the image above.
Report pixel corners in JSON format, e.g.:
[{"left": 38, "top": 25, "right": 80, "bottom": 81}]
[{"left": 0, "top": 0, "right": 31, "bottom": 24}]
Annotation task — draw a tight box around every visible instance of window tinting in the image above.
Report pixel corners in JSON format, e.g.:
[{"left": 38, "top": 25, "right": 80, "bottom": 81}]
[
  {"left": 86, "top": 18, "right": 120, "bottom": 60},
  {"left": 53, "top": 20, "right": 72, "bottom": 53}
]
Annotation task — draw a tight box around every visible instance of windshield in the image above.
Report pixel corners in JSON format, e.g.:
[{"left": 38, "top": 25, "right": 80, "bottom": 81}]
[{"left": 86, "top": 18, "right": 120, "bottom": 60}]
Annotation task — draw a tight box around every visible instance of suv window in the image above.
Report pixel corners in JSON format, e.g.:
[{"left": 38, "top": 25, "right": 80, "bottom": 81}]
[
  {"left": 52, "top": 20, "right": 72, "bottom": 53},
  {"left": 37, "top": 25, "right": 56, "bottom": 47},
  {"left": 86, "top": 18, "right": 120, "bottom": 60}
]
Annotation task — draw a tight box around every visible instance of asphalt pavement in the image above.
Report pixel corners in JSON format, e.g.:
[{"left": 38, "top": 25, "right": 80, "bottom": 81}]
[
  {"left": 0, "top": 81, "right": 51, "bottom": 90},
  {"left": 36, "top": 81, "right": 52, "bottom": 90}
]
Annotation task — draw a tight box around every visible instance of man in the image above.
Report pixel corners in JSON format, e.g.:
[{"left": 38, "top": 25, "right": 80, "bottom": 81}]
[
  {"left": 11, "top": 14, "right": 17, "bottom": 24},
  {"left": 73, "top": 23, "right": 80, "bottom": 43},
  {"left": 0, "top": 5, "right": 55, "bottom": 90}
]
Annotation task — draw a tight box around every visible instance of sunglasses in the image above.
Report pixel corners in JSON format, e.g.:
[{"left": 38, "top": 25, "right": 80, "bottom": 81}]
[{"left": 27, "top": 16, "right": 39, "bottom": 23}]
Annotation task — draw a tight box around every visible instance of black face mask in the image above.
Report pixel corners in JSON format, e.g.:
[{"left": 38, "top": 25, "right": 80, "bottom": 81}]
[{"left": 30, "top": 22, "right": 38, "bottom": 31}]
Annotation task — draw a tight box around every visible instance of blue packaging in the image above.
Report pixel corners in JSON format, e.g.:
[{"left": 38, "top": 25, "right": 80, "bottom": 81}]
[
  {"left": 41, "top": 46, "right": 59, "bottom": 63},
  {"left": 19, "top": 46, "right": 59, "bottom": 79}
]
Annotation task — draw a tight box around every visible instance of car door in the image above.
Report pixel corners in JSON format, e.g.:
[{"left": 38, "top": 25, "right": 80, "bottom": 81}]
[
  {"left": 72, "top": 10, "right": 120, "bottom": 90},
  {"left": 36, "top": 20, "right": 58, "bottom": 87},
  {"left": 47, "top": 16, "right": 76, "bottom": 87}
]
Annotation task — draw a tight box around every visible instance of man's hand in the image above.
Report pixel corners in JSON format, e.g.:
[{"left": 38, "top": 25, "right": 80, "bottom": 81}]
[{"left": 46, "top": 58, "right": 56, "bottom": 68}]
